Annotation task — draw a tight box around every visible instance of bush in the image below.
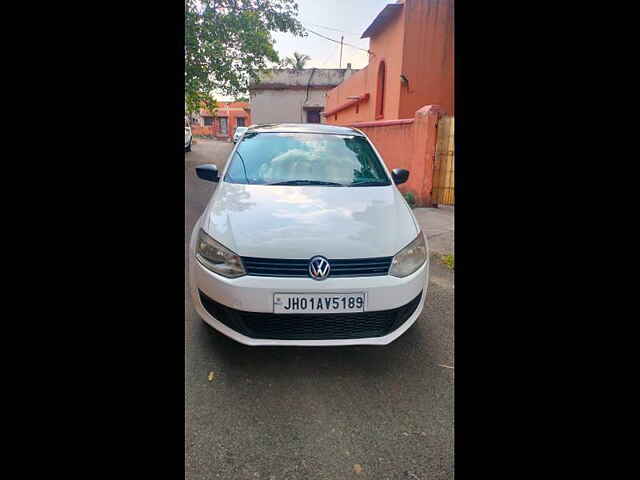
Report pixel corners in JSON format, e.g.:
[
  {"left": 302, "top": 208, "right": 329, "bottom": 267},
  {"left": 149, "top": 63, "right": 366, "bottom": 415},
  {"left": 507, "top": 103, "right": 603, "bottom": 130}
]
[{"left": 403, "top": 192, "right": 417, "bottom": 208}]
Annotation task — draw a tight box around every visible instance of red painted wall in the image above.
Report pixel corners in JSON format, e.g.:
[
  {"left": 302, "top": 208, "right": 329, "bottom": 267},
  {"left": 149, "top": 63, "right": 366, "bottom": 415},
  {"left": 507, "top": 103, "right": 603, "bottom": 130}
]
[
  {"left": 351, "top": 105, "right": 442, "bottom": 207},
  {"left": 324, "top": 0, "right": 454, "bottom": 123},
  {"left": 399, "top": 0, "right": 454, "bottom": 117},
  {"left": 191, "top": 101, "right": 251, "bottom": 139},
  {"left": 324, "top": 6, "right": 406, "bottom": 124},
  {"left": 323, "top": 68, "right": 371, "bottom": 124}
]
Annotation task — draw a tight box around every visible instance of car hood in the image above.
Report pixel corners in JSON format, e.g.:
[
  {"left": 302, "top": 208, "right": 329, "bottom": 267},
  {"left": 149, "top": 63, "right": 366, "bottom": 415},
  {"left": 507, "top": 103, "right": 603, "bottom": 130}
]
[{"left": 202, "top": 182, "right": 419, "bottom": 259}]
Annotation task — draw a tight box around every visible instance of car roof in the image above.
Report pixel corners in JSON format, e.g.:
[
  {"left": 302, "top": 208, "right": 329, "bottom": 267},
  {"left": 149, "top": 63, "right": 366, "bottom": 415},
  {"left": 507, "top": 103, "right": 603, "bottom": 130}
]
[{"left": 246, "top": 123, "right": 364, "bottom": 136}]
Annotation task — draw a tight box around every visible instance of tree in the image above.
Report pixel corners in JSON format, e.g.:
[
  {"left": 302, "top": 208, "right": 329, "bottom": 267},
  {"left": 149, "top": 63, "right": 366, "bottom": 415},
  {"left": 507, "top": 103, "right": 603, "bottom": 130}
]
[
  {"left": 284, "top": 51, "right": 311, "bottom": 70},
  {"left": 185, "top": 0, "right": 305, "bottom": 114}
]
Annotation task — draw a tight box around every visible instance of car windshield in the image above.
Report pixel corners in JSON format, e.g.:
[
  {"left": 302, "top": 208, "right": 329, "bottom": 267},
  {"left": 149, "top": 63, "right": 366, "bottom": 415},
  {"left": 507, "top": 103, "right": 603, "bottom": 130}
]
[{"left": 224, "top": 132, "right": 391, "bottom": 187}]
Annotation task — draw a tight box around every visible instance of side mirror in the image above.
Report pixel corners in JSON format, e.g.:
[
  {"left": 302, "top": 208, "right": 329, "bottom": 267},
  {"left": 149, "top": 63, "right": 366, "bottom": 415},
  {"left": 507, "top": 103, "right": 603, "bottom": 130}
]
[
  {"left": 196, "top": 164, "right": 219, "bottom": 182},
  {"left": 392, "top": 168, "right": 410, "bottom": 185}
]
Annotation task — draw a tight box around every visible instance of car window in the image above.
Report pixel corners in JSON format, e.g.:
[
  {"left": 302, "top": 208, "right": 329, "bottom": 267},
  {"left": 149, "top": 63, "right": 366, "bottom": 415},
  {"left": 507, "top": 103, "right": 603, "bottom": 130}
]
[{"left": 224, "top": 132, "right": 390, "bottom": 187}]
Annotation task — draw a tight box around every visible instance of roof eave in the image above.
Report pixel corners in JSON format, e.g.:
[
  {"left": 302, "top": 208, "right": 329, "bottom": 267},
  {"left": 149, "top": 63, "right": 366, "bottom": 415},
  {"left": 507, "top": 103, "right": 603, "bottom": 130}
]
[{"left": 360, "top": 4, "right": 403, "bottom": 39}]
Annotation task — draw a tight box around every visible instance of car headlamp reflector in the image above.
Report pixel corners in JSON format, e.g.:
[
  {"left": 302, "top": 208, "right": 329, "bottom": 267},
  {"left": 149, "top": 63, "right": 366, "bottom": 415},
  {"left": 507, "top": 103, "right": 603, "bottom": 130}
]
[
  {"left": 389, "top": 231, "right": 428, "bottom": 278},
  {"left": 195, "top": 229, "right": 246, "bottom": 278}
]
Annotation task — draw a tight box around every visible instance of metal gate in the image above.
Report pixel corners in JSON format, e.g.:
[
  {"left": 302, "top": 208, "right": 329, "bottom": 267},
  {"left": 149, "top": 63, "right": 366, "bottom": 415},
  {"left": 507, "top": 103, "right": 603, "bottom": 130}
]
[{"left": 432, "top": 116, "right": 455, "bottom": 205}]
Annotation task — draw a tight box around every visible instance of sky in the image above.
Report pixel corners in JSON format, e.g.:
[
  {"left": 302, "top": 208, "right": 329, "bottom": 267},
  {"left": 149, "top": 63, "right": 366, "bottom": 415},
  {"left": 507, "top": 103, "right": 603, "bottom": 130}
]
[
  {"left": 272, "top": 0, "right": 390, "bottom": 70},
  {"left": 217, "top": 0, "right": 391, "bottom": 100}
]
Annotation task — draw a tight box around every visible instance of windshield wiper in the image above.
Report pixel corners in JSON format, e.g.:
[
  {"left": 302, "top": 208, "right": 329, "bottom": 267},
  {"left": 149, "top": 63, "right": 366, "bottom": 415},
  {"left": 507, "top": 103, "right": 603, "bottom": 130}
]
[
  {"left": 267, "top": 180, "right": 345, "bottom": 186},
  {"left": 350, "top": 180, "right": 390, "bottom": 187}
]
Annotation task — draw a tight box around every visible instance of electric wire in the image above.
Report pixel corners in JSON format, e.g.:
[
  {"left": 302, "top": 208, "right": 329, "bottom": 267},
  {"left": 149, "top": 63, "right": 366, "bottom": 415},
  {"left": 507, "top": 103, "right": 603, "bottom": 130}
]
[
  {"left": 305, "top": 28, "right": 372, "bottom": 55},
  {"left": 303, "top": 21, "right": 361, "bottom": 38}
]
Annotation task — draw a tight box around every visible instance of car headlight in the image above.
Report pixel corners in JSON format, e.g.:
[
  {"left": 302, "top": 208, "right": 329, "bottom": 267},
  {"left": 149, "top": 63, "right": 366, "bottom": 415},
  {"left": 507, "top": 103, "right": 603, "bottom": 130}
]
[
  {"left": 195, "top": 229, "right": 246, "bottom": 278},
  {"left": 389, "top": 231, "right": 428, "bottom": 278}
]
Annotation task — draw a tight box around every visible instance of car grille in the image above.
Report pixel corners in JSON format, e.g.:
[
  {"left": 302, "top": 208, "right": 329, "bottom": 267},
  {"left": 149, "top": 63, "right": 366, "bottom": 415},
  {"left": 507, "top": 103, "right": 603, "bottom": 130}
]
[
  {"left": 241, "top": 257, "right": 393, "bottom": 278},
  {"left": 198, "top": 290, "right": 422, "bottom": 340}
]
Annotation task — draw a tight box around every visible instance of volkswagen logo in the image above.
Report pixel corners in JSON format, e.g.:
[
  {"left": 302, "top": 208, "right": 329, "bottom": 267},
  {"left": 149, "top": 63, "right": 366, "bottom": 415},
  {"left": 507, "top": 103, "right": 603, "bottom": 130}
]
[{"left": 308, "top": 256, "right": 331, "bottom": 280}]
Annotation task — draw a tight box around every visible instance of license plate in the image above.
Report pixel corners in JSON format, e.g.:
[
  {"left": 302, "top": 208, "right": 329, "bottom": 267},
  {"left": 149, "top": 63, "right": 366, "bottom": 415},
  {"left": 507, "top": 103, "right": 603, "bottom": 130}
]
[{"left": 274, "top": 293, "right": 365, "bottom": 314}]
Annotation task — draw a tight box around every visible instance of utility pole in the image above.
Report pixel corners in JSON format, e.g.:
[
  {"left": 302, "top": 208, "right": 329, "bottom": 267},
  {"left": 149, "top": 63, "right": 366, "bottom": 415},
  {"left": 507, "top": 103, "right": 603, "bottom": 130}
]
[{"left": 339, "top": 36, "right": 344, "bottom": 68}]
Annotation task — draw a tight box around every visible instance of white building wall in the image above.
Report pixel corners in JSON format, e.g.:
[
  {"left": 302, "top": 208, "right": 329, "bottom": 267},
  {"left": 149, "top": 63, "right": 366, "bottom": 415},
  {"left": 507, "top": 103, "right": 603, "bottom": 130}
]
[{"left": 249, "top": 88, "right": 331, "bottom": 125}]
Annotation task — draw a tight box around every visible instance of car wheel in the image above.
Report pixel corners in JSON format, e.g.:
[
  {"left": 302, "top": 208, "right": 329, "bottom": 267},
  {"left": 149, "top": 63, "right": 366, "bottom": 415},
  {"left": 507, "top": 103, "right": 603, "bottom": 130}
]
[{"left": 186, "top": 140, "right": 192, "bottom": 152}]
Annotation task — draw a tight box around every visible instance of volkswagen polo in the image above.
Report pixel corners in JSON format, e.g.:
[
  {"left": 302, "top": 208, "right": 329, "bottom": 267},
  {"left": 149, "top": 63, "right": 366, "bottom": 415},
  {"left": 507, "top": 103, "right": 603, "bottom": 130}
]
[{"left": 189, "top": 123, "right": 429, "bottom": 346}]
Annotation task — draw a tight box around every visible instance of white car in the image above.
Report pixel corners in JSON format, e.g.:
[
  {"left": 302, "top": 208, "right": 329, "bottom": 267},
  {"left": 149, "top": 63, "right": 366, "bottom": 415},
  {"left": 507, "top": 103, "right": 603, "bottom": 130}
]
[
  {"left": 185, "top": 118, "right": 192, "bottom": 152},
  {"left": 189, "top": 123, "right": 429, "bottom": 346},
  {"left": 233, "top": 126, "right": 248, "bottom": 143}
]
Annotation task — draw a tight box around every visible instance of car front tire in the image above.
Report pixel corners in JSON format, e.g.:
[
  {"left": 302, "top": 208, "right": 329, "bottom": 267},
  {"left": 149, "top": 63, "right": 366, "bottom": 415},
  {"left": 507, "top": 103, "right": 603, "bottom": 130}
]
[{"left": 186, "top": 140, "right": 192, "bottom": 152}]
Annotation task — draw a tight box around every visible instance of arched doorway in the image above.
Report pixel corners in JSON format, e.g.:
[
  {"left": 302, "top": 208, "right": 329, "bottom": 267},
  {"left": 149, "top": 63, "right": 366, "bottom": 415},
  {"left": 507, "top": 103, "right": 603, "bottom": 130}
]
[{"left": 375, "top": 60, "right": 386, "bottom": 119}]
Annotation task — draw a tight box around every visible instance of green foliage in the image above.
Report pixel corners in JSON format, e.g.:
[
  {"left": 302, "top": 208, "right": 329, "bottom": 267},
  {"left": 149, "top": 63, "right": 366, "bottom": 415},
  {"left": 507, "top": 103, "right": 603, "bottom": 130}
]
[
  {"left": 185, "top": 0, "right": 305, "bottom": 114},
  {"left": 284, "top": 52, "right": 311, "bottom": 69},
  {"left": 441, "top": 254, "right": 454, "bottom": 270},
  {"left": 403, "top": 191, "right": 416, "bottom": 208}
]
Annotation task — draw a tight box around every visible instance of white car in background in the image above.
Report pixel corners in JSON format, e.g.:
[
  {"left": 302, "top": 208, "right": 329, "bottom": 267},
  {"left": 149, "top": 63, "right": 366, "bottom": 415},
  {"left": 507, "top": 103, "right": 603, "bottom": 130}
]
[
  {"left": 233, "top": 126, "right": 248, "bottom": 143},
  {"left": 185, "top": 118, "right": 192, "bottom": 152},
  {"left": 189, "top": 123, "right": 429, "bottom": 346}
]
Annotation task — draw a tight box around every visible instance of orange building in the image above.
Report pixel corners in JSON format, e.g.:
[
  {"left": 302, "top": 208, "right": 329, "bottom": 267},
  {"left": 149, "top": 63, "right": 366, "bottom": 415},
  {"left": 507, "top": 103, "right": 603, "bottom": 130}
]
[
  {"left": 324, "top": 0, "right": 453, "bottom": 124},
  {"left": 190, "top": 101, "right": 251, "bottom": 140}
]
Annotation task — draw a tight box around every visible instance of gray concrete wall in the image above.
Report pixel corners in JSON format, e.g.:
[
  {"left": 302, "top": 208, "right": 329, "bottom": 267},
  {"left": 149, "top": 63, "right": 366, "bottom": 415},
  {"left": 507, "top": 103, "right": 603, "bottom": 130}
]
[
  {"left": 249, "top": 68, "right": 357, "bottom": 90},
  {"left": 249, "top": 88, "right": 331, "bottom": 124},
  {"left": 248, "top": 68, "right": 360, "bottom": 125}
]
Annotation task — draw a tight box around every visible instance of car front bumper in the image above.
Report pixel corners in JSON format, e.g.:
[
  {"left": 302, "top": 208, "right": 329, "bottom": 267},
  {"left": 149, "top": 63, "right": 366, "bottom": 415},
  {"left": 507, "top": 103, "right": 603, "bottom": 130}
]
[{"left": 189, "top": 239, "right": 428, "bottom": 346}]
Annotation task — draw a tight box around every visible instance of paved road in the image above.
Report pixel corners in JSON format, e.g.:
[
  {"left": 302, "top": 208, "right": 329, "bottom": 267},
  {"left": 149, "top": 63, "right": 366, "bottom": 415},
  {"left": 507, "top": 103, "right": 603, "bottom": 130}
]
[{"left": 185, "top": 139, "right": 454, "bottom": 480}]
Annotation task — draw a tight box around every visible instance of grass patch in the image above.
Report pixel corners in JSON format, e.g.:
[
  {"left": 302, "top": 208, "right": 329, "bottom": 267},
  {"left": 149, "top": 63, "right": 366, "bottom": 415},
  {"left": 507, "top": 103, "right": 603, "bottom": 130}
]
[{"left": 441, "top": 254, "right": 454, "bottom": 270}]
